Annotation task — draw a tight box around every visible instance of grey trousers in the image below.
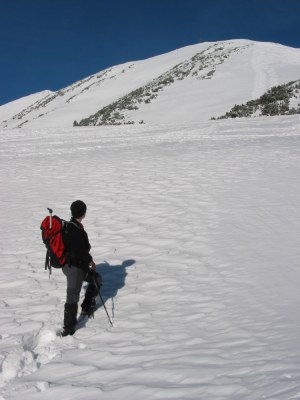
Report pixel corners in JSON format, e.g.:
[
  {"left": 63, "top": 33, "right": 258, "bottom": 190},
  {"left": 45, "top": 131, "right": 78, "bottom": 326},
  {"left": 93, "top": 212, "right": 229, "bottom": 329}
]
[{"left": 62, "top": 265, "right": 96, "bottom": 304}]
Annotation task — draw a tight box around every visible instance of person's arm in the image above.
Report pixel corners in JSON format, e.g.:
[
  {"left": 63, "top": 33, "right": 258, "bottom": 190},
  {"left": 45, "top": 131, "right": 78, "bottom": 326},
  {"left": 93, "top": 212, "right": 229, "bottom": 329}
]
[{"left": 69, "top": 225, "right": 93, "bottom": 267}]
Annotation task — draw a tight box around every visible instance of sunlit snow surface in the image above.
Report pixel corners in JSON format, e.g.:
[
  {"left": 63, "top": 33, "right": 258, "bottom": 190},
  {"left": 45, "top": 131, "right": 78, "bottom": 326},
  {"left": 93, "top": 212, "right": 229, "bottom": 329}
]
[{"left": 1, "top": 116, "right": 300, "bottom": 399}]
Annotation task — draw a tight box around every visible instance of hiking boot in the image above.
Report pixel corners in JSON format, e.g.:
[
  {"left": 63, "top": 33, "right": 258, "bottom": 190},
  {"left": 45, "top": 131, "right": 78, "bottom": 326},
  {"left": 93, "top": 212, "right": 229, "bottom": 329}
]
[
  {"left": 60, "top": 302, "right": 78, "bottom": 336},
  {"left": 58, "top": 326, "right": 76, "bottom": 337}
]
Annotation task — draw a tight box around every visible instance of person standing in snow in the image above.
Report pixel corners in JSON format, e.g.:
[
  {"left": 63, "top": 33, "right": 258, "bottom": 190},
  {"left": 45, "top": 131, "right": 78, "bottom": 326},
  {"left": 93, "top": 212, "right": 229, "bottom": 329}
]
[{"left": 60, "top": 200, "right": 101, "bottom": 336}]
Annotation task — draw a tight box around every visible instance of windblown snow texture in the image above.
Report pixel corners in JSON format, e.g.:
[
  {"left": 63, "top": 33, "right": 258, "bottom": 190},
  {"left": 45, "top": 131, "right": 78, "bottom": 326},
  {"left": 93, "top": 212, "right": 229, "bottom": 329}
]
[{"left": 1, "top": 115, "right": 300, "bottom": 399}]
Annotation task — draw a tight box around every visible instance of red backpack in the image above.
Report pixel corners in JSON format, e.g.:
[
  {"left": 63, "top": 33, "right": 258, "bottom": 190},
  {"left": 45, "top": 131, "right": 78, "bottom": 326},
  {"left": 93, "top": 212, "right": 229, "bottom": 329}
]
[{"left": 40, "top": 208, "right": 69, "bottom": 275}]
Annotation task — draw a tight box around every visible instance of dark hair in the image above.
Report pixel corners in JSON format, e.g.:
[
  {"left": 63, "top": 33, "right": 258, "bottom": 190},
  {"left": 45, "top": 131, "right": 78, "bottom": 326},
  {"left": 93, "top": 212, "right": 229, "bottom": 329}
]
[{"left": 70, "top": 200, "right": 87, "bottom": 218}]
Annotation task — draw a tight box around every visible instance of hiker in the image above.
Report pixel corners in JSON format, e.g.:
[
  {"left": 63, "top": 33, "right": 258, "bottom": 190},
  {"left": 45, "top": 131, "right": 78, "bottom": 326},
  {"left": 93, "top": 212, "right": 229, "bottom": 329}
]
[{"left": 60, "top": 200, "right": 102, "bottom": 336}]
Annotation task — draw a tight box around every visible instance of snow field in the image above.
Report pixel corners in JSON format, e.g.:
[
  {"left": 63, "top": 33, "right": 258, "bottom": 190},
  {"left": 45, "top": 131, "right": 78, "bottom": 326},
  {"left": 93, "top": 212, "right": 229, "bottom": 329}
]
[{"left": 1, "top": 116, "right": 300, "bottom": 399}]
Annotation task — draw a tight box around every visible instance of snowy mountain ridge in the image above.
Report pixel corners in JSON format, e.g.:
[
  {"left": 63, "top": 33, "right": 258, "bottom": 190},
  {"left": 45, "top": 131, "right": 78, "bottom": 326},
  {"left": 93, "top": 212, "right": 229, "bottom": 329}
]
[
  {"left": 1, "top": 39, "right": 300, "bottom": 128},
  {"left": 76, "top": 42, "right": 250, "bottom": 126}
]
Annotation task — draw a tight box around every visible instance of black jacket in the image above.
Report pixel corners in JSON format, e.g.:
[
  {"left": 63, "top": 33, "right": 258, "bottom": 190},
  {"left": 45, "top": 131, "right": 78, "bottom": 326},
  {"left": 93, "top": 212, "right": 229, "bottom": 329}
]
[{"left": 64, "top": 218, "right": 93, "bottom": 270}]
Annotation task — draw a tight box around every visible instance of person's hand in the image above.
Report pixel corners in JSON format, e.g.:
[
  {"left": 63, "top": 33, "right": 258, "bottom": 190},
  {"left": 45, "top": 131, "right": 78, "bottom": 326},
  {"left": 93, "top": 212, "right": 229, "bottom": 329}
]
[{"left": 90, "top": 260, "right": 96, "bottom": 270}]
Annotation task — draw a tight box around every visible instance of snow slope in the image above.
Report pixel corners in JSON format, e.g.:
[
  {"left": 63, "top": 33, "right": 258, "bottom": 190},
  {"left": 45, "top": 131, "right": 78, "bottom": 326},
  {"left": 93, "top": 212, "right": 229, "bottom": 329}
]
[
  {"left": 0, "top": 91, "right": 53, "bottom": 124},
  {"left": 1, "top": 116, "right": 300, "bottom": 399},
  {"left": 1, "top": 40, "right": 300, "bottom": 128}
]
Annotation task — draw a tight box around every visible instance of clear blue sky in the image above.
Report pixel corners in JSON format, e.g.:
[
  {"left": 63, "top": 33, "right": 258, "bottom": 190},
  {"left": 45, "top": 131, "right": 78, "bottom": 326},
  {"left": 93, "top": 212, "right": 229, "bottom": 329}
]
[{"left": 1, "top": 0, "right": 300, "bottom": 105}]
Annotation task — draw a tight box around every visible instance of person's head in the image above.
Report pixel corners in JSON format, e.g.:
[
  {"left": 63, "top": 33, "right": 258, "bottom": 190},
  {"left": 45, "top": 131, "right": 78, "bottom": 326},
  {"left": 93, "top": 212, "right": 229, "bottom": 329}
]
[{"left": 70, "top": 200, "right": 87, "bottom": 220}]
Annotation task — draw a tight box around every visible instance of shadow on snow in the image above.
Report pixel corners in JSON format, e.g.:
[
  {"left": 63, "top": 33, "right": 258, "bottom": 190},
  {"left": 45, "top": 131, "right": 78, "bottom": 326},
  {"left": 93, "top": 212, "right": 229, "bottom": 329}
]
[{"left": 79, "top": 259, "right": 136, "bottom": 328}]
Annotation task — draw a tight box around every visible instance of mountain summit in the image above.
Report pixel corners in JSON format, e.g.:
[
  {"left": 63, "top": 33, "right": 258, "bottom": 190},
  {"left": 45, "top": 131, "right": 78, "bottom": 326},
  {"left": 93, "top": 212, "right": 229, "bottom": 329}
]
[{"left": 1, "top": 39, "right": 300, "bottom": 128}]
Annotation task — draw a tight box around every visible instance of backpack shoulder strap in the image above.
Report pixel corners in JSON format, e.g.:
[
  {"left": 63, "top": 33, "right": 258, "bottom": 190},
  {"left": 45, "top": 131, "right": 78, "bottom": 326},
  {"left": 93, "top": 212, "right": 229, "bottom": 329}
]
[{"left": 67, "top": 221, "right": 82, "bottom": 230}]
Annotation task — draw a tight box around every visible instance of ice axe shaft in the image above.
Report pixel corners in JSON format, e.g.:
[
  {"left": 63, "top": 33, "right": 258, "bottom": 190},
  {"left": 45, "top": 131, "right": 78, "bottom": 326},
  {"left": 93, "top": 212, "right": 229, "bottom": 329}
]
[{"left": 47, "top": 208, "right": 53, "bottom": 229}]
